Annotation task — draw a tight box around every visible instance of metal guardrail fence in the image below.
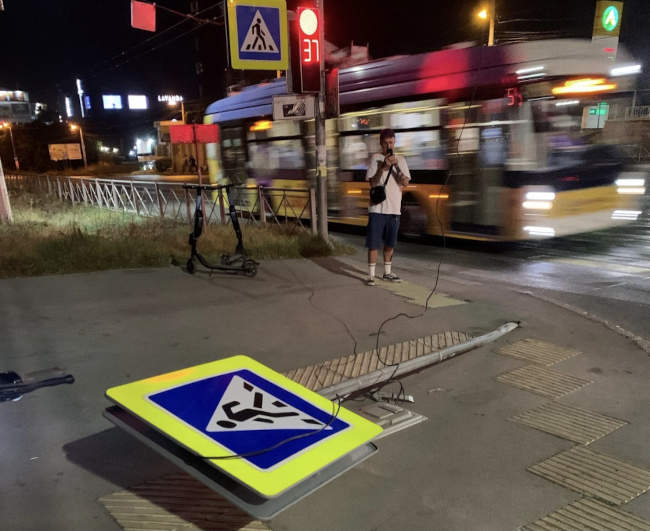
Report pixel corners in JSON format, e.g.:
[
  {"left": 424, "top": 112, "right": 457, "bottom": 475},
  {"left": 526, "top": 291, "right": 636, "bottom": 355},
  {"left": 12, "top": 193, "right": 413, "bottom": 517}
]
[
  {"left": 624, "top": 106, "right": 650, "bottom": 121},
  {"left": 5, "top": 173, "right": 317, "bottom": 233}
]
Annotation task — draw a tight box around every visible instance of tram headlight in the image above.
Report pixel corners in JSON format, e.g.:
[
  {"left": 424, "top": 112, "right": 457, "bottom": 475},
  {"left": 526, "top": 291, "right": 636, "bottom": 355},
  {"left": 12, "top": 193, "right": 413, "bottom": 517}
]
[
  {"left": 522, "top": 201, "right": 553, "bottom": 210},
  {"left": 616, "top": 177, "right": 646, "bottom": 195},
  {"left": 523, "top": 191, "right": 555, "bottom": 210},
  {"left": 523, "top": 226, "right": 555, "bottom": 237}
]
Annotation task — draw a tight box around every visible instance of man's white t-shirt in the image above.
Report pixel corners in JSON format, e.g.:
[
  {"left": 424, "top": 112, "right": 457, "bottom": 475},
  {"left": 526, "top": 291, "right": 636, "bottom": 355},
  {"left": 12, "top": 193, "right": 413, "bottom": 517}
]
[{"left": 365, "top": 153, "right": 411, "bottom": 215}]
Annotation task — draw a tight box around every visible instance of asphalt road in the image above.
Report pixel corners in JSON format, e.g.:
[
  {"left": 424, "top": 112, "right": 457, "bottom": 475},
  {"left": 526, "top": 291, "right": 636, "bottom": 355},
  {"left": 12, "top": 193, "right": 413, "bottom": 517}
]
[{"left": 335, "top": 191, "right": 650, "bottom": 340}]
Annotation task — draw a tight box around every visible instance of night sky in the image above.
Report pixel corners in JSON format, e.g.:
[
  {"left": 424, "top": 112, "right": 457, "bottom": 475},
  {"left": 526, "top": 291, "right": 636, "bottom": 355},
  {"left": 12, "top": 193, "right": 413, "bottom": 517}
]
[{"left": 1, "top": 0, "right": 648, "bottom": 106}]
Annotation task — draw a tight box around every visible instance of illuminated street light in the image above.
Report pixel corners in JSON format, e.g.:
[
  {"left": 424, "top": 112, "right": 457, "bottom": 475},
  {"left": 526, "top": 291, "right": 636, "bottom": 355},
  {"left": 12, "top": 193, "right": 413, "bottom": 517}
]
[
  {"left": 167, "top": 100, "right": 185, "bottom": 122},
  {"left": 69, "top": 123, "right": 88, "bottom": 168},
  {"left": 476, "top": 2, "right": 495, "bottom": 46}
]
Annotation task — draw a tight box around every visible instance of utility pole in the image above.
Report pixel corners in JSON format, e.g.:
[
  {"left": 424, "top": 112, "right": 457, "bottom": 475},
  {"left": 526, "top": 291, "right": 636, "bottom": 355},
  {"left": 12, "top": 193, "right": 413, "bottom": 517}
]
[
  {"left": 0, "top": 156, "right": 13, "bottom": 224},
  {"left": 315, "top": 0, "right": 328, "bottom": 241}
]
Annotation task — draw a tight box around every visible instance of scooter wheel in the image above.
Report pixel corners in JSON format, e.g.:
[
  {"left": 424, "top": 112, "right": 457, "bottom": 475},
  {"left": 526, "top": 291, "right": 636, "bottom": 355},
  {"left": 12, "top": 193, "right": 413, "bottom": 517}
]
[
  {"left": 186, "top": 259, "right": 195, "bottom": 274},
  {"left": 244, "top": 260, "right": 257, "bottom": 277}
]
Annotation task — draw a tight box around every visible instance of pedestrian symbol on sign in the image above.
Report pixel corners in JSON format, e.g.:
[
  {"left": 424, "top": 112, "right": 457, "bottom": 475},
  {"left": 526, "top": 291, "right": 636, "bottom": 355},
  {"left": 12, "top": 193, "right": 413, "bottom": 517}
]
[
  {"left": 240, "top": 10, "right": 278, "bottom": 53},
  {"left": 205, "top": 374, "right": 329, "bottom": 431}
]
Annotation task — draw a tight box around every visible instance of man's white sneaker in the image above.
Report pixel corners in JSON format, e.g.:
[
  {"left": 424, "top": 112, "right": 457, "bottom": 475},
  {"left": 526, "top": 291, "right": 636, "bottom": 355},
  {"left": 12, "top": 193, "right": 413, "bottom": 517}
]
[
  {"left": 366, "top": 278, "right": 376, "bottom": 286},
  {"left": 382, "top": 273, "right": 402, "bottom": 282}
]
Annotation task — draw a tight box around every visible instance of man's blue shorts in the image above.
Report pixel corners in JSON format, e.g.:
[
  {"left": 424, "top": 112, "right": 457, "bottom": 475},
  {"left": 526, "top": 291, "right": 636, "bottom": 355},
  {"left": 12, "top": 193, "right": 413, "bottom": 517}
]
[{"left": 366, "top": 213, "right": 400, "bottom": 249}]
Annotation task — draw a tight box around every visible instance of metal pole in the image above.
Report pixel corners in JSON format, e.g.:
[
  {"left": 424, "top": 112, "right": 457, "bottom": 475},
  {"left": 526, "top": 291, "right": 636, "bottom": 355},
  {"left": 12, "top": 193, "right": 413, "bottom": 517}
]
[
  {"left": 488, "top": 0, "right": 495, "bottom": 46},
  {"left": 7, "top": 125, "right": 19, "bottom": 170},
  {"left": 0, "top": 156, "right": 13, "bottom": 224},
  {"left": 79, "top": 127, "right": 88, "bottom": 168},
  {"left": 315, "top": 0, "right": 328, "bottom": 241}
]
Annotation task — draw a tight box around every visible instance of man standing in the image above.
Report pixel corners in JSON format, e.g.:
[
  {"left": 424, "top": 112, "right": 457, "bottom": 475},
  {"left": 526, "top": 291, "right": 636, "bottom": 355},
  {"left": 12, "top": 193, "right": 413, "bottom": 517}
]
[{"left": 365, "top": 129, "right": 411, "bottom": 286}]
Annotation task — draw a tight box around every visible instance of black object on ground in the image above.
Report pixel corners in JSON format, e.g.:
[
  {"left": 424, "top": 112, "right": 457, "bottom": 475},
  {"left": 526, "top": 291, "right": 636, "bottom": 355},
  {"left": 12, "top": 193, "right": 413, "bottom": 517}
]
[
  {"left": 1, "top": 371, "right": 75, "bottom": 403},
  {"left": 184, "top": 185, "right": 258, "bottom": 277}
]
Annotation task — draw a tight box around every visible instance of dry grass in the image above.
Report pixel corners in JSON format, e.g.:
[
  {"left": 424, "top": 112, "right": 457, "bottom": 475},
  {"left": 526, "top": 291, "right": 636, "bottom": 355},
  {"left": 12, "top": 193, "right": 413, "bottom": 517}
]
[{"left": 0, "top": 193, "right": 354, "bottom": 278}]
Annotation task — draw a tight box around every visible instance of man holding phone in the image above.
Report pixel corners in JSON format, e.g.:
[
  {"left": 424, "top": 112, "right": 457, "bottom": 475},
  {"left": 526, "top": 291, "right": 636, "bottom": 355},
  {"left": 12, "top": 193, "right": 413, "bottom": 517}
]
[{"left": 365, "top": 128, "right": 411, "bottom": 286}]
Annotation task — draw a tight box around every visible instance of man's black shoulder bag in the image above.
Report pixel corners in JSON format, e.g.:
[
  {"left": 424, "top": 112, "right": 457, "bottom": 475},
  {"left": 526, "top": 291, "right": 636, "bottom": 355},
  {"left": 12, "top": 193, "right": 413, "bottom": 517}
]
[{"left": 369, "top": 164, "right": 394, "bottom": 206}]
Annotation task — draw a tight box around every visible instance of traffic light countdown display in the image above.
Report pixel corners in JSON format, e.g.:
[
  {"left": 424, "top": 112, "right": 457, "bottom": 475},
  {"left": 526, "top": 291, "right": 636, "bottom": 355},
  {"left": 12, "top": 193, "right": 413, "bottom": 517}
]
[{"left": 296, "top": 6, "right": 321, "bottom": 93}]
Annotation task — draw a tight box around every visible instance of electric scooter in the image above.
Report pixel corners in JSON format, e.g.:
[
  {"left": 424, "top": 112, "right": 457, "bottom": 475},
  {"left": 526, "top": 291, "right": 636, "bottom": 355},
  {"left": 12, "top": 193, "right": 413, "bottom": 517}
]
[{"left": 184, "top": 184, "right": 258, "bottom": 277}]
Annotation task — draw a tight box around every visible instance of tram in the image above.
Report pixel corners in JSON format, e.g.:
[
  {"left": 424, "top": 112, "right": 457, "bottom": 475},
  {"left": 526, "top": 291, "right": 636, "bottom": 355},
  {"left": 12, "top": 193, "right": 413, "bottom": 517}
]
[{"left": 204, "top": 39, "right": 646, "bottom": 240}]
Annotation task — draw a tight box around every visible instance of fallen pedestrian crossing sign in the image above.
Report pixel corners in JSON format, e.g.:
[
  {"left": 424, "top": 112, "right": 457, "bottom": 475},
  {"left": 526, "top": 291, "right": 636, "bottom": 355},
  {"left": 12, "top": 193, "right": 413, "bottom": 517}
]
[
  {"left": 106, "top": 356, "right": 382, "bottom": 498},
  {"left": 227, "top": 0, "right": 288, "bottom": 70}
]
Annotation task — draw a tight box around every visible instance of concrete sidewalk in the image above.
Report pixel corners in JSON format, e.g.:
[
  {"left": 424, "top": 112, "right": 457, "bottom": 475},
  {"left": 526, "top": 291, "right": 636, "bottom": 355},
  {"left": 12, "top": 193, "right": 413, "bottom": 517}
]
[{"left": 1, "top": 253, "right": 648, "bottom": 530}]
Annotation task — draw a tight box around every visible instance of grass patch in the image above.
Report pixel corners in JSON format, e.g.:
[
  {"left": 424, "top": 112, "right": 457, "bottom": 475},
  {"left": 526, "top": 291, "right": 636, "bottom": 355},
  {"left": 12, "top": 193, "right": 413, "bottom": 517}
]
[{"left": 0, "top": 193, "right": 354, "bottom": 278}]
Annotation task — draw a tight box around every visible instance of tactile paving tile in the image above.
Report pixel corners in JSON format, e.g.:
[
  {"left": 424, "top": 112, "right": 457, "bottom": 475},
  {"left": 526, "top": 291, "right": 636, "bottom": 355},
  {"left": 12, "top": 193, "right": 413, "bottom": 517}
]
[
  {"left": 510, "top": 401, "right": 628, "bottom": 445},
  {"left": 284, "top": 331, "right": 472, "bottom": 391},
  {"left": 528, "top": 447, "right": 650, "bottom": 505},
  {"left": 99, "top": 473, "right": 270, "bottom": 531},
  {"left": 498, "top": 339, "right": 582, "bottom": 366},
  {"left": 496, "top": 365, "right": 592, "bottom": 399},
  {"left": 521, "top": 497, "right": 650, "bottom": 530}
]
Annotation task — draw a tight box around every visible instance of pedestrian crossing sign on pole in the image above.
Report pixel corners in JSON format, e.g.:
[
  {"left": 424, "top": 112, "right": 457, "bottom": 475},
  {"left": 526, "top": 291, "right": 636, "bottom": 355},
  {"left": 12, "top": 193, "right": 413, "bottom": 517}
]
[
  {"left": 227, "top": 0, "right": 288, "bottom": 70},
  {"left": 105, "top": 356, "right": 382, "bottom": 498}
]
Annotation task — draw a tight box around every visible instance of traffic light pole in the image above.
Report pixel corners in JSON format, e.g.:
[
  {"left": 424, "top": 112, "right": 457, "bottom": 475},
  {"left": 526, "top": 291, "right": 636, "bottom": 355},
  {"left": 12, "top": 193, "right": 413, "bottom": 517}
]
[{"left": 315, "top": 0, "right": 328, "bottom": 241}]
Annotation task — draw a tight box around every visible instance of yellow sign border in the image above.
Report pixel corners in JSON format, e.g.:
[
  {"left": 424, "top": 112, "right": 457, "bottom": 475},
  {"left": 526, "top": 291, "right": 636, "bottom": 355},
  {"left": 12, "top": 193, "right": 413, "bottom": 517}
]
[
  {"left": 227, "top": 0, "right": 288, "bottom": 70},
  {"left": 106, "top": 355, "right": 382, "bottom": 498}
]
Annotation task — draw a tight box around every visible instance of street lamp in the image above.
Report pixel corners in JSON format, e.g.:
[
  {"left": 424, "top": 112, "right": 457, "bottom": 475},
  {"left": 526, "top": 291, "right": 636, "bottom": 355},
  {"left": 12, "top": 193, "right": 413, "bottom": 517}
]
[
  {"left": 69, "top": 123, "right": 88, "bottom": 168},
  {"left": 167, "top": 100, "right": 186, "bottom": 123},
  {"left": 477, "top": 1, "right": 495, "bottom": 46},
  {"left": 0, "top": 122, "right": 19, "bottom": 170}
]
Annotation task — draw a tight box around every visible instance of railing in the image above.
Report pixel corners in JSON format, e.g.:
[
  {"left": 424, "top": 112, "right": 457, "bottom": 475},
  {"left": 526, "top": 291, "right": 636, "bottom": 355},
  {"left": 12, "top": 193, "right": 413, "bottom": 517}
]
[
  {"left": 624, "top": 106, "right": 650, "bottom": 121},
  {"left": 5, "top": 173, "right": 317, "bottom": 233}
]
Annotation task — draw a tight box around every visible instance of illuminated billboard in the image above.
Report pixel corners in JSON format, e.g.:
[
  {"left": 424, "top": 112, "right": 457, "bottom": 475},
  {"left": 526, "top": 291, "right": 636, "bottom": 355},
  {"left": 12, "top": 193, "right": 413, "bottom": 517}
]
[
  {"left": 128, "top": 95, "right": 148, "bottom": 110},
  {"left": 102, "top": 95, "right": 123, "bottom": 110}
]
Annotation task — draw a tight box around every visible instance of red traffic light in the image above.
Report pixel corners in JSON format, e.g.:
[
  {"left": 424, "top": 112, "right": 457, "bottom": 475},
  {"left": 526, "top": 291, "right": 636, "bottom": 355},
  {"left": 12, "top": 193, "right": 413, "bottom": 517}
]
[
  {"left": 297, "top": 6, "right": 320, "bottom": 66},
  {"left": 299, "top": 8, "right": 318, "bottom": 36}
]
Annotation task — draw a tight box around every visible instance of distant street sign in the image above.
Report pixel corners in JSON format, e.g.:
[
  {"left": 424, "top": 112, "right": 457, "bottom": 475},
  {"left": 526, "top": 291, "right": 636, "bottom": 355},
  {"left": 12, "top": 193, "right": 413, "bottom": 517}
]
[
  {"left": 131, "top": 0, "right": 156, "bottom": 32},
  {"left": 272, "top": 94, "right": 315, "bottom": 120},
  {"left": 106, "top": 356, "right": 382, "bottom": 498},
  {"left": 592, "top": 1, "right": 623, "bottom": 38},
  {"left": 48, "top": 143, "right": 82, "bottom": 161},
  {"left": 227, "top": 0, "right": 288, "bottom": 70}
]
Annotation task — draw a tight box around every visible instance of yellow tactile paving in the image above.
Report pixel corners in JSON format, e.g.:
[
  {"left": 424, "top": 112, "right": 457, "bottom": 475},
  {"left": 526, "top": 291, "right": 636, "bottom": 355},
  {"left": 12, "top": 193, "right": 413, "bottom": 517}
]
[
  {"left": 528, "top": 447, "right": 650, "bottom": 505},
  {"left": 522, "top": 498, "right": 650, "bottom": 530},
  {"left": 510, "top": 401, "right": 628, "bottom": 445},
  {"left": 496, "top": 365, "right": 592, "bottom": 399},
  {"left": 99, "top": 474, "right": 270, "bottom": 531},
  {"left": 498, "top": 339, "right": 582, "bottom": 366}
]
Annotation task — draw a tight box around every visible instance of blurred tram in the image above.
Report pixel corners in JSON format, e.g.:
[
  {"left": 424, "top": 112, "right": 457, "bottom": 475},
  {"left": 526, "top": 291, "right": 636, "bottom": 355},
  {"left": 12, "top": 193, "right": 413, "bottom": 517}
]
[{"left": 204, "top": 39, "right": 646, "bottom": 241}]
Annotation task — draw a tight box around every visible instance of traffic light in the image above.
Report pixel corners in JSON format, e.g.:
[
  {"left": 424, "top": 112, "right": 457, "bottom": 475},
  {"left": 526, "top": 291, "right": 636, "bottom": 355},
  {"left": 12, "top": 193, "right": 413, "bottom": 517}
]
[{"left": 296, "top": 6, "right": 321, "bottom": 93}]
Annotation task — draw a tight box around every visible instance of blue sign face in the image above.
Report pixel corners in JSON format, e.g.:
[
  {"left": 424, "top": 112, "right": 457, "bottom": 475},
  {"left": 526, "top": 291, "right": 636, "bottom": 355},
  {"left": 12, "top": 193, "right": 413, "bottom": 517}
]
[
  {"left": 236, "top": 6, "right": 282, "bottom": 62},
  {"left": 149, "top": 369, "right": 350, "bottom": 470}
]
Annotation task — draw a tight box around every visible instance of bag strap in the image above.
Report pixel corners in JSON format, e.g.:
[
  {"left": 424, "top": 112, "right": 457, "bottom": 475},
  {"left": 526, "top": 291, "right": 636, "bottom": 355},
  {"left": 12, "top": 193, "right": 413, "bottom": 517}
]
[{"left": 382, "top": 164, "right": 394, "bottom": 186}]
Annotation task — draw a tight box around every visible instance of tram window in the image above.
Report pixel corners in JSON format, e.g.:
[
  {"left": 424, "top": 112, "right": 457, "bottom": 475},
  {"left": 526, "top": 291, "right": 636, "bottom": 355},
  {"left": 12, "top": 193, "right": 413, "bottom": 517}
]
[
  {"left": 248, "top": 139, "right": 305, "bottom": 170},
  {"left": 395, "top": 130, "right": 447, "bottom": 170},
  {"left": 247, "top": 120, "right": 301, "bottom": 140},
  {"left": 340, "top": 134, "right": 378, "bottom": 170}
]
